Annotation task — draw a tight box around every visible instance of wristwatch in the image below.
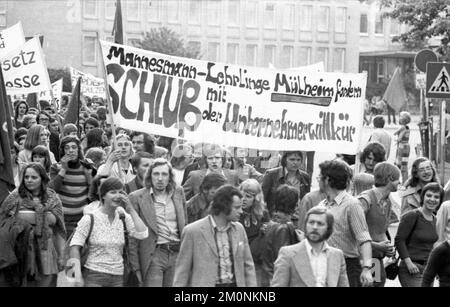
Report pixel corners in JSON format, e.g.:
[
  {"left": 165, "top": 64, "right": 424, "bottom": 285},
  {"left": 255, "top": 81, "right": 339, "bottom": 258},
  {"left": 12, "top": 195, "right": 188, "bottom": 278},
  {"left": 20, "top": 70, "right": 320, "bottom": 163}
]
[{"left": 362, "top": 265, "right": 372, "bottom": 270}]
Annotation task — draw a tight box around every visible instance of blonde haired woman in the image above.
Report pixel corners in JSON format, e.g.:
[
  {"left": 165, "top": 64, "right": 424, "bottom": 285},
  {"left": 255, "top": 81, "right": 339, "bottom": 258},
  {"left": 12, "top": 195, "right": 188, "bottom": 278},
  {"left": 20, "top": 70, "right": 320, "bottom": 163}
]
[
  {"left": 239, "top": 179, "right": 270, "bottom": 286},
  {"left": 97, "top": 134, "right": 135, "bottom": 184}
]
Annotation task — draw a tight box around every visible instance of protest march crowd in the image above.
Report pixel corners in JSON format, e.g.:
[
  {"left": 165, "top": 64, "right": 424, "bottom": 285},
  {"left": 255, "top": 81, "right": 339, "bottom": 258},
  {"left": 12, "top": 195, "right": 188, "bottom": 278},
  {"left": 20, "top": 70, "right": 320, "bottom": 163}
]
[
  {"left": 1, "top": 3, "right": 450, "bottom": 289},
  {"left": 1, "top": 96, "right": 450, "bottom": 288}
]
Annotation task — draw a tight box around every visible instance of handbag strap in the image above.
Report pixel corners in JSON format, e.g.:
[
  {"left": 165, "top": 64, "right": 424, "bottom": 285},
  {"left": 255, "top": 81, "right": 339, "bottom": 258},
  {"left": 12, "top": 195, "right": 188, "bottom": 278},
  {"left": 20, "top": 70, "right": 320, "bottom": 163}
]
[
  {"left": 119, "top": 214, "right": 130, "bottom": 264},
  {"left": 85, "top": 213, "right": 94, "bottom": 244}
]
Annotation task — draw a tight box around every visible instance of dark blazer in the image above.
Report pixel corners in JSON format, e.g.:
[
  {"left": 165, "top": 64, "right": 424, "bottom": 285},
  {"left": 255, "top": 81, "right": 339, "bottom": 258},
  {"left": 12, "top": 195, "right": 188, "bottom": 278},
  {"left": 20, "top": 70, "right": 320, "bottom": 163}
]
[
  {"left": 183, "top": 169, "right": 239, "bottom": 201},
  {"left": 128, "top": 186, "right": 187, "bottom": 278},
  {"left": 261, "top": 167, "right": 311, "bottom": 213},
  {"left": 182, "top": 162, "right": 200, "bottom": 186}
]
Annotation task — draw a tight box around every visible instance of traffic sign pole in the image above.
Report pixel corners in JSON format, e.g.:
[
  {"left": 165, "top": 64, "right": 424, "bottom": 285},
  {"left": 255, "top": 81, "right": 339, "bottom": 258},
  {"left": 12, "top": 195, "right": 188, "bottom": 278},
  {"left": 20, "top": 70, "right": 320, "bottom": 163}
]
[{"left": 440, "top": 100, "right": 446, "bottom": 184}]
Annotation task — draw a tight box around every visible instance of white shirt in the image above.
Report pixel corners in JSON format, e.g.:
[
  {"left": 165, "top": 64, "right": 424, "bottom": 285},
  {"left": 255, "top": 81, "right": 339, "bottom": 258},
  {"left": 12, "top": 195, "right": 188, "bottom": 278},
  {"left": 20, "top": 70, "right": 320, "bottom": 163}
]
[
  {"left": 304, "top": 239, "right": 329, "bottom": 287},
  {"left": 172, "top": 168, "right": 185, "bottom": 186}
]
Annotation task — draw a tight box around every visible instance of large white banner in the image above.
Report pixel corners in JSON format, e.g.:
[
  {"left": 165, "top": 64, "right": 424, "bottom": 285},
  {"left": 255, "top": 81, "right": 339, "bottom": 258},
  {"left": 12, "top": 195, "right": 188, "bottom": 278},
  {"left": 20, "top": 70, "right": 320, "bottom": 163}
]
[
  {"left": 70, "top": 67, "right": 106, "bottom": 98},
  {"left": 0, "top": 22, "right": 26, "bottom": 58},
  {"left": 100, "top": 41, "right": 367, "bottom": 154},
  {"left": 1, "top": 37, "right": 52, "bottom": 95}
]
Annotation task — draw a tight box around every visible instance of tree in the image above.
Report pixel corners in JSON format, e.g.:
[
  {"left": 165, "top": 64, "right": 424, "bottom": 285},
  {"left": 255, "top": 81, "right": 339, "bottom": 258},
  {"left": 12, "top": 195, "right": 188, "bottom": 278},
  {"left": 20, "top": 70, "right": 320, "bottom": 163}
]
[
  {"left": 135, "top": 27, "right": 202, "bottom": 59},
  {"left": 381, "top": 0, "right": 450, "bottom": 60}
]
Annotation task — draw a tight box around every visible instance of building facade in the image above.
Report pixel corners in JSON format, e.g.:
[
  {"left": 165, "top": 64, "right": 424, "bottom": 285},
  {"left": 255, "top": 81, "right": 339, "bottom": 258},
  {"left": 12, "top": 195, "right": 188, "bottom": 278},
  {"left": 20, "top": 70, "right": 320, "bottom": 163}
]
[{"left": 1, "top": 0, "right": 361, "bottom": 76}]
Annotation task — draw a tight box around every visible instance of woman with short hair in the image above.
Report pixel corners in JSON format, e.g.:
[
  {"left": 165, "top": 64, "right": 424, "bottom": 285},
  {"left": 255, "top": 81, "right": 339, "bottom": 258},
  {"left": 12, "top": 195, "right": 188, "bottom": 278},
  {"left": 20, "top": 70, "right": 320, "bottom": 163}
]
[
  {"left": 69, "top": 177, "right": 148, "bottom": 287},
  {"left": 395, "top": 182, "right": 443, "bottom": 287}
]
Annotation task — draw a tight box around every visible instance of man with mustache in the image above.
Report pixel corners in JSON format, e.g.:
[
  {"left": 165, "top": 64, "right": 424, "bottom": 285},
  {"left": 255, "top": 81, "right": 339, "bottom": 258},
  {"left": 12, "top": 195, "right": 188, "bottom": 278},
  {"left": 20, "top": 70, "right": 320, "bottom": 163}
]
[{"left": 271, "top": 207, "right": 349, "bottom": 287}]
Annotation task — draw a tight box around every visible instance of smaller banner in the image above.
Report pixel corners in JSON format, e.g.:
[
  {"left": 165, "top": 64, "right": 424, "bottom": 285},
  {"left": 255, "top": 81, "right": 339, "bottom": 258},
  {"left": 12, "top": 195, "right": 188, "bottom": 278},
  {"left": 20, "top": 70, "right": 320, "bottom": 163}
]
[
  {"left": 70, "top": 67, "right": 106, "bottom": 98},
  {"left": 0, "top": 22, "right": 26, "bottom": 58},
  {"left": 1, "top": 37, "right": 52, "bottom": 95}
]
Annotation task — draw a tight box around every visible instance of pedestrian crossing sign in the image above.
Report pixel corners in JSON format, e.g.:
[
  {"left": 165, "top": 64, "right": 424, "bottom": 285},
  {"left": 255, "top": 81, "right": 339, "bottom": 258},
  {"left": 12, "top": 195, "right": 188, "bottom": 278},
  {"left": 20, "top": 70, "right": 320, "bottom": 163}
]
[{"left": 426, "top": 62, "right": 450, "bottom": 98}]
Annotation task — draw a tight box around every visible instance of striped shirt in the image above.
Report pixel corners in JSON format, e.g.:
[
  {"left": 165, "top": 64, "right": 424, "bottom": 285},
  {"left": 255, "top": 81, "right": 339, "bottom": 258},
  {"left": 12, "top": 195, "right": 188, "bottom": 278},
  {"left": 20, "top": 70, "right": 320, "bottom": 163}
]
[
  {"left": 51, "top": 164, "right": 90, "bottom": 216},
  {"left": 319, "top": 191, "right": 372, "bottom": 258}
]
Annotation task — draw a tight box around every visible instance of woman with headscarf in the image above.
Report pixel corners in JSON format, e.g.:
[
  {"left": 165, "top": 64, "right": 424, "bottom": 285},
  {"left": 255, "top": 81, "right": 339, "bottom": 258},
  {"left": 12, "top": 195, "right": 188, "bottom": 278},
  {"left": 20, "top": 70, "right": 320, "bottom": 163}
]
[{"left": 0, "top": 163, "right": 66, "bottom": 287}]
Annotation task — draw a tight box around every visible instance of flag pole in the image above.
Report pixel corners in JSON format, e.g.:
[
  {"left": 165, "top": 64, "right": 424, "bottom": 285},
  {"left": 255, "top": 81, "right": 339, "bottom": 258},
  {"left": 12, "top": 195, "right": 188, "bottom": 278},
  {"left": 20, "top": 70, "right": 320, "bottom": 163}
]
[{"left": 96, "top": 33, "right": 122, "bottom": 181}]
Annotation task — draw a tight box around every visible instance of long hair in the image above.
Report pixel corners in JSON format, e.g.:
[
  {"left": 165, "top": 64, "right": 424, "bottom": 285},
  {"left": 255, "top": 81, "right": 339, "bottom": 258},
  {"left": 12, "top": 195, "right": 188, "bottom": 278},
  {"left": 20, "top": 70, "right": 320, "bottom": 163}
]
[
  {"left": 18, "top": 163, "right": 50, "bottom": 204},
  {"left": 14, "top": 100, "right": 28, "bottom": 121},
  {"left": 31, "top": 145, "right": 52, "bottom": 173},
  {"left": 405, "top": 157, "right": 438, "bottom": 188},
  {"left": 144, "top": 158, "right": 176, "bottom": 191},
  {"left": 23, "top": 124, "right": 46, "bottom": 151},
  {"left": 239, "top": 179, "right": 266, "bottom": 219},
  {"left": 59, "top": 135, "right": 84, "bottom": 160},
  {"left": 116, "top": 133, "right": 134, "bottom": 159}
]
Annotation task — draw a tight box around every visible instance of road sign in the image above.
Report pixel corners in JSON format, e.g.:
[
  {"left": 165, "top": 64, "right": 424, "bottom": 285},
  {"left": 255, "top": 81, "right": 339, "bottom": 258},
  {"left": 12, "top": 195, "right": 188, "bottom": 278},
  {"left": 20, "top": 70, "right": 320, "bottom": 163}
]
[
  {"left": 415, "top": 49, "right": 438, "bottom": 73},
  {"left": 426, "top": 62, "right": 450, "bottom": 98}
]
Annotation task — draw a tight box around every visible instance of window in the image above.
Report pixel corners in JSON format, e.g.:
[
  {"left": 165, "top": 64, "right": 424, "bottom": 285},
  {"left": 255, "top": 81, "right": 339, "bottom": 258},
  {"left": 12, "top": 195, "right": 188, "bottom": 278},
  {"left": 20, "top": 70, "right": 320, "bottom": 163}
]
[
  {"left": 246, "top": 45, "right": 258, "bottom": 66},
  {"left": 246, "top": 1, "right": 258, "bottom": 27},
  {"left": 318, "top": 7, "right": 329, "bottom": 32},
  {"left": 282, "top": 4, "right": 295, "bottom": 30},
  {"left": 148, "top": 0, "right": 160, "bottom": 21},
  {"left": 207, "top": 42, "right": 220, "bottom": 62},
  {"left": 188, "top": 41, "right": 201, "bottom": 55},
  {"left": 360, "top": 13, "right": 368, "bottom": 34},
  {"left": 264, "top": 2, "right": 275, "bottom": 29},
  {"left": 263, "top": 45, "right": 276, "bottom": 67},
  {"left": 299, "top": 5, "right": 312, "bottom": 31},
  {"left": 128, "top": 38, "right": 141, "bottom": 47},
  {"left": 189, "top": 0, "right": 201, "bottom": 24},
  {"left": 316, "top": 48, "right": 329, "bottom": 70},
  {"left": 377, "top": 61, "right": 385, "bottom": 83},
  {"left": 168, "top": 0, "right": 180, "bottom": 23},
  {"left": 390, "top": 18, "right": 400, "bottom": 35},
  {"left": 208, "top": 0, "right": 220, "bottom": 26},
  {"left": 228, "top": 0, "right": 240, "bottom": 26},
  {"left": 227, "top": 44, "right": 239, "bottom": 64},
  {"left": 298, "top": 47, "right": 311, "bottom": 66},
  {"left": 375, "top": 14, "right": 384, "bottom": 35},
  {"left": 105, "top": 35, "right": 114, "bottom": 43},
  {"left": 0, "top": 1, "right": 6, "bottom": 28},
  {"left": 83, "top": 0, "right": 98, "bottom": 18},
  {"left": 335, "top": 7, "right": 346, "bottom": 33},
  {"left": 281, "top": 46, "right": 294, "bottom": 68},
  {"left": 105, "top": 0, "right": 115, "bottom": 20},
  {"left": 333, "top": 48, "right": 345, "bottom": 72},
  {"left": 127, "top": 0, "right": 139, "bottom": 21},
  {"left": 83, "top": 35, "right": 97, "bottom": 65}
]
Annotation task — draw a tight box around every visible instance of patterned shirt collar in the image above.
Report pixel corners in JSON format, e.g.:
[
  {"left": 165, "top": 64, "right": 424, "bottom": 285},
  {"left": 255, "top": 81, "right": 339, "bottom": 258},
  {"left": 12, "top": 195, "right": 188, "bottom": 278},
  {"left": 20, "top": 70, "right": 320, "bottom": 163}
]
[
  {"left": 326, "top": 190, "right": 347, "bottom": 206},
  {"left": 209, "top": 215, "right": 233, "bottom": 232},
  {"left": 305, "top": 238, "right": 329, "bottom": 255}
]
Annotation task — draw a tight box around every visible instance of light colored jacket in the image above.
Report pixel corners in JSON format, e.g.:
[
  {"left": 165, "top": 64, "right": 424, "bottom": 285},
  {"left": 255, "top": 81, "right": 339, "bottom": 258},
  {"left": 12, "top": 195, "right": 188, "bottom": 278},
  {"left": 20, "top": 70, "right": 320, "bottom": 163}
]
[
  {"left": 128, "top": 186, "right": 187, "bottom": 277},
  {"left": 173, "top": 216, "right": 257, "bottom": 287},
  {"left": 271, "top": 240, "right": 349, "bottom": 287}
]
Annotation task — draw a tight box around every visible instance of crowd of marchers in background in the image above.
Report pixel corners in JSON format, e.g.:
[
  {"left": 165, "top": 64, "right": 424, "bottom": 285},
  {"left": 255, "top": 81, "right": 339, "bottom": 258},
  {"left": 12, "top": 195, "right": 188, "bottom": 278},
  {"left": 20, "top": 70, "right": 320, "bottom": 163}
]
[{"left": 1, "top": 95, "right": 450, "bottom": 288}]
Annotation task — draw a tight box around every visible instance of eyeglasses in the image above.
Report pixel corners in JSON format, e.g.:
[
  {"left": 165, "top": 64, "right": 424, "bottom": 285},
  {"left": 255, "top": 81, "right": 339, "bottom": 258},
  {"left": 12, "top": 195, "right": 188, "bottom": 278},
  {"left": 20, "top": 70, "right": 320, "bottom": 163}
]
[{"left": 418, "top": 167, "right": 433, "bottom": 173}]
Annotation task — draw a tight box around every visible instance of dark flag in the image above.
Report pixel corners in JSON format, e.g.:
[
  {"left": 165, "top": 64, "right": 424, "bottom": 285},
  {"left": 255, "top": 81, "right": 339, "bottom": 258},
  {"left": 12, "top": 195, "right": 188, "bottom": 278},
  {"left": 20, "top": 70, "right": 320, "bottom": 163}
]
[
  {"left": 112, "top": 0, "right": 123, "bottom": 44},
  {"left": 63, "top": 77, "right": 81, "bottom": 128},
  {"left": 26, "top": 92, "right": 39, "bottom": 110},
  {"left": 0, "top": 66, "right": 16, "bottom": 203},
  {"left": 382, "top": 66, "right": 407, "bottom": 112}
]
